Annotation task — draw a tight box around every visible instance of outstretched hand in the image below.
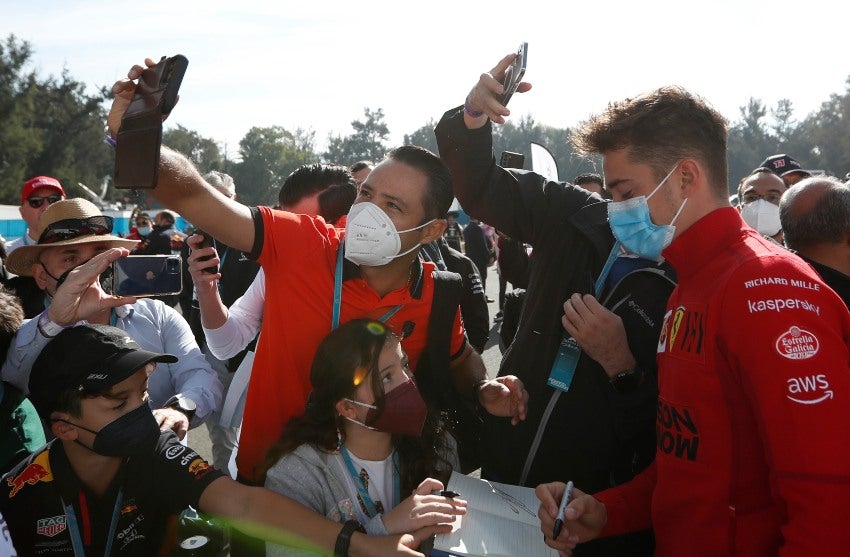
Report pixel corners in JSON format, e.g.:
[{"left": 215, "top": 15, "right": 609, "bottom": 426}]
[
  {"left": 186, "top": 234, "right": 222, "bottom": 294},
  {"left": 381, "top": 477, "right": 467, "bottom": 535},
  {"left": 536, "top": 482, "right": 607, "bottom": 555},
  {"left": 463, "top": 52, "right": 533, "bottom": 126},
  {"left": 478, "top": 375, "right": 528, "bottom": 425},
  {"left": 106, "top": 58, "right": 160, "bottom": 138},
  {"left": 561, "top": 293, "right": 636, "bottom": 378},
  {"left": 46, "top": 248, "right": 137, "bottom": 326}
]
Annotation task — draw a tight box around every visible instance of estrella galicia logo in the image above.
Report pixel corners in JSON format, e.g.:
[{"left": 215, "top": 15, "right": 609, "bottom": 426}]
[{"left": 775, "top": 326, "right": 819, "bottom": 360}]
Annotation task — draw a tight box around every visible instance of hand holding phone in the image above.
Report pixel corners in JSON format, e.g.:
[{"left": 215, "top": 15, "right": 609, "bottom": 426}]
[
  {"left": 500, "top": 42, "right": 528, "bottom": 106},
  {"left": 194, "top": 230, "right": 218, "bottom": 274},
  {"left": 115, "top": 55, "right": 189, "bottom": 190}
]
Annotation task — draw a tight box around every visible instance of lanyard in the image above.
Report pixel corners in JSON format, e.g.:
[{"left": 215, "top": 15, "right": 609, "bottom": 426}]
[
  {"left": 62, "top": 488, "right": 123, "bottom": 557},
  {"left": 593, "top": 241, "right": 622, "bottom": 298},
  {"left": 339, "top": 444, "right": 399, "bottom": 518},
  {"left": 547, "top": 241, "right": 623, "bottom": 393},
  {"left": 332, "top": 244, "right": 415, "bottom": 330}
]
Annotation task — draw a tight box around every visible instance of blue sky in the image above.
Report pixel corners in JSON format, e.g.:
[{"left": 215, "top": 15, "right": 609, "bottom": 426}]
[{"left": 3, "top": 0, "right": 849, "bottom": 159}]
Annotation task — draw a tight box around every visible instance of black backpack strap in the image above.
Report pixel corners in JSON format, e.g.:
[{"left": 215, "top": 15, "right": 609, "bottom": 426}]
[
  {"left": 418, "top": 270, "right": 484, "bottom": 472},
  {"left": 416, "top": 270, "right": 464, "bottom": 408}
]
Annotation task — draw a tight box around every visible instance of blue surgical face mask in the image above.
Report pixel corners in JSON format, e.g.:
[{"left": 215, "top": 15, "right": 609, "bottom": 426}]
[
  {"left": 136, "top": 226, "right": 152, "bottom": 237},
  {"left": 607, "top": 164, "right": 687, "bottom": 262}
]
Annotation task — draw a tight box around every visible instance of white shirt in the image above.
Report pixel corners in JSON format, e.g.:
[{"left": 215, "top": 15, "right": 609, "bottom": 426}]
[
  {"left": 1, "top": 298, "right": 223, "bottom": 422},
  {"left": 202, "top": 269, "right": 265, "bottom": 360}
]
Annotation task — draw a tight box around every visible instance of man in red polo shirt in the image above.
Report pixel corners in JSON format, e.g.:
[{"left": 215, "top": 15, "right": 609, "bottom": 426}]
[{"left": 104, "top": 60, "right": 528, "bottom": 487}]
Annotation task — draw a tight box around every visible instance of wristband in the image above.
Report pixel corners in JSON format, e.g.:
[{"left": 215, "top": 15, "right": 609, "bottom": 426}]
[
  {"left": 37, "top": 311, "right": 70, "bottom": 339},
  {"left": 464, "top": 95, "right": 485, "bottom": 118},
  {"left": 609, "top": 368, "right": 643, "bottom": 393},
  {"left": 104, "top": 125, "right": 117, "bottom": 149},
  {"left": 163, "top": 394, "right": 197, "bottom": 422},
  {"left": 334, "top": 519, "right": 365, "bottom": 557}
]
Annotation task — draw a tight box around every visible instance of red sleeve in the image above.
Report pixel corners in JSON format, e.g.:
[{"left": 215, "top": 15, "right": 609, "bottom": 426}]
[
  {"left": 449, "top": 307, "right": 466, "bottom": 359},
  {"left": 595, "top": 461, "right": 656, "bottom": 536},
  {"left": 255, "top": 206, "right": 339, "bottom": 271},
  {"left": 721, "top": 255, "right": 850, "bottom": 556}
]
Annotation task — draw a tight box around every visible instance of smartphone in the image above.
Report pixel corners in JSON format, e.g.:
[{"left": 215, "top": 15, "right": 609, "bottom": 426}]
[
  {"left": 194, "top": 229, "right": 218, "bottom": 274},
  {"left": 134, "top": 55, "right": 188, "bottom": 117},
  {"left": 115, "top": 55, "right": 189, "bottom": 190},
  {"left": 110, "top": 255, "right": 183, "bottom": 297},
  {"left": 500, "top": 151, "right": 525, "bottom": 169},
  {"left": 500, "top": 42, "right": 528, "bottom": 106}
]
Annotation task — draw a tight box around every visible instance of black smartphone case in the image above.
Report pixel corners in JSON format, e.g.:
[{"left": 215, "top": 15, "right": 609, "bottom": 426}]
[{"left": 114, "top": 55, "right": 188, "bottom": 189}]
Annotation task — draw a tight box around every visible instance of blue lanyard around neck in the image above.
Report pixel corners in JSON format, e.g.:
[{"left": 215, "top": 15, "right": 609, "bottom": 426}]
[
  {"left": 339, "top": 444, "right": 400, "bottom": 518},
  {"left": 61, "top": 488, "right": 123, "bottom": 557},
  {"left": 332, "top": 244, "right": 413, "bottom": 330},
  {"left": 594, "top": 241, "right": 622, "bottom": 297}
]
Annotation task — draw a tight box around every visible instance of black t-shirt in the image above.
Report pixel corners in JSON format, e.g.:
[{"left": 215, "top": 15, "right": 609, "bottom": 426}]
[{"left": 0, "top": 431, "right": 224, "bottom": 556}]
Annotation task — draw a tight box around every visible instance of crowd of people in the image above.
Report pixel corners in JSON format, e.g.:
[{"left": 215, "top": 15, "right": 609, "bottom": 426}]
[{"left": 0, "top": 48, "right": 848, "bottom": 557}]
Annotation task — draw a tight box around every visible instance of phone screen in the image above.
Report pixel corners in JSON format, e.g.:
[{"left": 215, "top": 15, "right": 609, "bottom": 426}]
[
  {"left": 110, "top": 255, "right": 183, "bottom": 297},
  {"left": 500, "top": 42, "right": 528, "bottom": 106}
]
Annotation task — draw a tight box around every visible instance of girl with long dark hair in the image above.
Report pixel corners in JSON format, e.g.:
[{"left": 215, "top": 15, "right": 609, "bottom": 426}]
[{"left": 262, "top": 319, "right": 467, "bottom": 555}]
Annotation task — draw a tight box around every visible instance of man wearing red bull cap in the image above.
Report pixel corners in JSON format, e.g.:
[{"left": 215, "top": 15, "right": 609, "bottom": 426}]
[
  {"left": 5, "top": 176, "right": 66, "bottom": 255},
  {"left": 0, "top": 323, "right": 454, "bottom": 557}
]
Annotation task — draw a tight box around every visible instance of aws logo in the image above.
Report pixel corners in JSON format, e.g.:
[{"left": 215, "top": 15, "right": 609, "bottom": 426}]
[
  {"left": 786, "top": 374, "right": 834, "bottom": 405},
  {"left": 657, "top": 305, "right": 705, "bottom": 361}
]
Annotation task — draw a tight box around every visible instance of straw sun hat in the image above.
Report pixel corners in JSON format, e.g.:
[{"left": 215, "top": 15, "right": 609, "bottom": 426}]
[{"left": 5, "top": 198, "right": 138, "bottom": 276}]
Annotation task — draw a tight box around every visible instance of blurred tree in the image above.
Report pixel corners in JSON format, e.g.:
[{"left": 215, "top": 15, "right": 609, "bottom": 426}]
[
  {"left": 324, "top": 108, "right": 390, "bottom": 165},
  {"left": 0, "top": 35, "right": 111, "bottom": 204},
  {"left": 231, "top": 125, "right": 316, "bottom": 206},
  {"left": 403, "top": 119, "right": 438, "bottom": 153},
  {"left": 163, "top": 125, "right": 224, "bottom": 174}
]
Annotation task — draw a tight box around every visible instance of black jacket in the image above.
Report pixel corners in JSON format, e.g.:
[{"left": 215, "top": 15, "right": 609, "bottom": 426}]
[
  {"left": 421, "top": 238, "right": 490, "bottom": 352},
  {"left": 437, "top": 107, "right": 676, "bottom": 555}
]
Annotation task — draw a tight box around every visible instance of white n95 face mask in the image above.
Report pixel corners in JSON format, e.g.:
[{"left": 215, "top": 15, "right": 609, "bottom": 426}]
[
  {"left": 344, "top": 202, "right": 434, "bottom": 267},
  {"left": 741, "top": 199, "right": 782, "bottom": 237}
]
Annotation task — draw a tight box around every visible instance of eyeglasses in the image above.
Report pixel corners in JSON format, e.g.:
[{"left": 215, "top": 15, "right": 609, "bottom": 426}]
[
  {"left": 27, "top": 194, "right": 63, "bottom": 209},
  {"left": 37, "top": 216, "right": 114, "bottom": 245},
  {"left": 742, "top": 192, "right": 782, "bottom": 205}
]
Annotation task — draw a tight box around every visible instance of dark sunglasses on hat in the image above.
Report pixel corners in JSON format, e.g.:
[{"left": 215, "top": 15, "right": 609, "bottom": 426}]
[
  {"left": 27, "top": 194, "right": 63, "bottom": 209},
  {"left": 37, "top": 216, "right": 114, "bottom": 245}
]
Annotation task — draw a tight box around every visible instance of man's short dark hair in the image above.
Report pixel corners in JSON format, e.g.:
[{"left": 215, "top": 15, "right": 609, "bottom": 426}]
[
  {"left": 572, "top": 86, "right": 729, "bottom": 198},
  {"left": 156, "top": 210, "right": 176, "bottom": 226},
  {"left": 780, "top": 176, "right": 850, "bottom": 250},
  {"left": 737, "top": 167, "right": 779, "bottom": 198},
  {"left": 318, "top": 182, "right": 357, "bottom": 225},
  {"left": 278, "top": 163, "right": 356, "bottom": 208},
  {"left": 573, "top": 173, "right": 604, "bottom": 188},
  {"left": 349, "top": 160, "right": 374, "bottom": 174},
  {"left": 385, "top": 145, "right": 454, "bottom": 221}
]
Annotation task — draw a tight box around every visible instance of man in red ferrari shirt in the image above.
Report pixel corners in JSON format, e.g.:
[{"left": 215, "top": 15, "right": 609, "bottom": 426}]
[{"left": 456, "top": 63, "right": 850, "bottom": 555}]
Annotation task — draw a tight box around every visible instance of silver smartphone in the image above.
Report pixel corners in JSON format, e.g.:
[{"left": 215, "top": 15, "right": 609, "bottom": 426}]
[
  {"left": 108, "top": 255, "right": 183, "bottom": 297},
  {"left": 500, "top": 42, "right": 528, "bottom": 106}
]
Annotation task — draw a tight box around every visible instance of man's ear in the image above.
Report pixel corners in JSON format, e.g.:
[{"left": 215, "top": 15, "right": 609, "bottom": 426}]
[
  {"left": 32, "top": 260, "right": 50, "bottom": 290},
  {"left": 50, "top": 413, "right": 78, "bottom": 441},
  {"left": 420, "top": 219, "right": 447, "bottom": 245},
  {"left": 678, "top": 159, "right": 702, "bottom": 195}
]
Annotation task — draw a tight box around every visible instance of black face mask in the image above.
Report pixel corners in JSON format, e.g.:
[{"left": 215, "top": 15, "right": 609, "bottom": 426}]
[{"left": 57, "top": 404, "right": 160, "bottom": 457}]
